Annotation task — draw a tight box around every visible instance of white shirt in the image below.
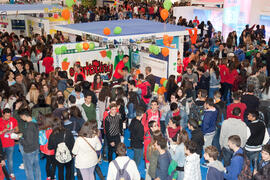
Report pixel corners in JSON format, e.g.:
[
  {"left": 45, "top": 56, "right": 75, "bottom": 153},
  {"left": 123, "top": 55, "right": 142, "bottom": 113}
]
[
  {"left": 107, "top": 156, "right": 140, "bottom": 180},
  {"left": 72, "top": 136, "right": 102, "bottom": 169}
]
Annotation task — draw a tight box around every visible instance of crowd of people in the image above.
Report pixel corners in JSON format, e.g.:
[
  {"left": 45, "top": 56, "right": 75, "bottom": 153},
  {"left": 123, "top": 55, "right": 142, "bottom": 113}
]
[{"left": 0, "top": 1, "right": 269, "bottom": 180}]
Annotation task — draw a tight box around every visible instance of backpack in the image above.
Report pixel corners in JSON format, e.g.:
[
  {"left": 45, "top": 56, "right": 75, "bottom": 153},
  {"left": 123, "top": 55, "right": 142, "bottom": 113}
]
[
  {"left": 112, "top": 159, "right": 131, "bottom": 180},
  {"left": 39, "top": 130, "right": 48, "bottom": 146},
  {"left": 143, "top": 82, "right": 152, "bottom": 99},
  {"left": 136, "top": 93, "right": 147, "bottom": 112},
  {"left": 189, "top": 102, "right": 204, "bottom": 126},
  {"left": 235, "top": 153, "right": 252, "bottom": 180},
  {"left": 55, "top": 132, "right": 72, "bottom": 164}
]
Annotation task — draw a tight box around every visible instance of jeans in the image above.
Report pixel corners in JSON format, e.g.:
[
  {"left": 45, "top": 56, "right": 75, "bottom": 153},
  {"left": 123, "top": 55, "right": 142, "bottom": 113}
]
[
  {"left": 133, "top": 148, "right": 143, "bottom": 168},
  {"left": 222, "top": 147, "right": 233, "bottom": 167},
  {"left": 3, "top": 146, "right": 14, "bottom": 174},
  {"left": 79, "top": 166, "right": 95, "bottom": 180},
  {"left": 23, "top": 149, "right": 41, "bottom": 180},
  {"left": 222, "top": 83, "right": 232, "bottom": 103},
  {"left": 19, "top": 143, "right": 25, "bottom": 164},
  {"left": 212, "top": 128, "right": 221, "bottom": 153},
  {"left": 209, "top": 87, "right": 219, "bottom": 98},
  {"left": 107, "top": 137, "right": 120, "bottom": 162},
  {"left": 160, "top": 121, "right": 166, "bottom": 135},
  {"left": 245, "top": 150, "right": 260, "bottom": 170},
  {"left": 203, "top": 131, "right": 216, "bottom": 150}
]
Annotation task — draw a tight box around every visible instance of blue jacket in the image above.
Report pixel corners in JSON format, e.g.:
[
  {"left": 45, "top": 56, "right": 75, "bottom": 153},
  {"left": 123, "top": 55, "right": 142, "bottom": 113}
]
[
  {"left": 206, "top": 160, "right": 225, "bottom": 180},
  {"left": 165, "top": 108, "right": 188, "bottom": 129},
  {"left": 234, "top": 49, "right": 246, "bottom": 61},
  {"left": 202, "top": 109, "right": 218, "bottom": 135},
  {"left": 224, "top": 148, "right": 244, "bottom": 180},
  {"left": 57, "top": 79, "right": 67, "bottom": 92},
  {"left": 156, "top": 150, "right": 172, "bottom": 180},
  {"left": 127, "top": 103, "right": 136, "bottom": 119}
]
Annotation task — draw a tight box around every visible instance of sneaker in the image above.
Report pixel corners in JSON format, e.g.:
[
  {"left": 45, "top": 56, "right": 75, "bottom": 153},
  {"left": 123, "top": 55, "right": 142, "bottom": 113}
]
[
  {"left": 19, "top": 163, "right": 24, "bottom": 170},
  {"left": 10, "top": 174, "right": 16, "bottom": 180},
  {"left": 74, "top": 172, "right": 77, "bottom": 176}
]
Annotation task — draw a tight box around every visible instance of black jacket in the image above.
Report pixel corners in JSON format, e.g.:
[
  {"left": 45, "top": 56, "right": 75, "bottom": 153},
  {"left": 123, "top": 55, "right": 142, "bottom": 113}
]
[
  {"left": 48, "top": 129, "right": 75, "bottom": 153},
  {"left": 191, "top": 128, "right": 204, "bottom": 157},
  {"left": 254, "top": 160, "right": 270, "bottom": 179},
  {"left": 145, "top": 74, "right": 156, "bottom": 92},
  {"left": 129, "top": 118, "right": 144, "bottom": 149},
  {"left": 20, "top": 122, "right": 39, "bottom": 153}
]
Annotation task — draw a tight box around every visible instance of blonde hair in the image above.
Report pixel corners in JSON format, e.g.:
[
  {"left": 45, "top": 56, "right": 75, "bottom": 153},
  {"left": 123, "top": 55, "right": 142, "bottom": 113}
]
[{"left": 29, "top": 88, "right": 39, "bottom": 104}]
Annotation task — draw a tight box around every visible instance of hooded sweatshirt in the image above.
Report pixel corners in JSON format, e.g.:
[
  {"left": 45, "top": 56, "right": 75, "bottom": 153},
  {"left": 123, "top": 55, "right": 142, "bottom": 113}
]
[{"left": 206, "top": 160, "right": 225, "bottom": 180}]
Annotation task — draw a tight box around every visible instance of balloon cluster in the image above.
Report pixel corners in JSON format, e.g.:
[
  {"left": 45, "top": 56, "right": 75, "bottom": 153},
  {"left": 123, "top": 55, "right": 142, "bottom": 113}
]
[
  {"left": 103, "top": 27, "right": 122, "bottom": 36},
  {"left": 160, "top": 0, "right": 172, "bottom": 21},
  {"left": 54, "top": 42, "right": 95, "bottom": 55},
  {"left": 149, "top": 45, "right": 160, "bottom": 55},
  {"left": 154, "top": 78, "right": 168, "bottom": 94}
]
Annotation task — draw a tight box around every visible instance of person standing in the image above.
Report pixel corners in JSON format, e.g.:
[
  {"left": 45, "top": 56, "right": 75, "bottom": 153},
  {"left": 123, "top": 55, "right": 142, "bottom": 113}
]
[
  {"left": 112, "top": 55, "right": 129, "bottom": 82},
  {"left": 187, "top": 119, "right": 204, "bottom": 158},
  {"left": 105, "top": 103, "right": 123, "bottom": 162},
  {"left": 74, "top": 64, "right": 86, "bottom": 83},
  {"left": 18, "top": 109, "right": 41, "bottom": 180},
  {"left": 72, "top": 121, "right": 102, "bottom": 180},
  {"left": 81, "top": 91, "right": 96, "bottom": 122},
  {"left": 129, "top": 107, "right": 144, "bottom": 168},
  {"left": 145, "top": 66, "right": 156, "bottom": 92},
  {"left": 0, "top": 108, "right": 18, "bottom": 180}
]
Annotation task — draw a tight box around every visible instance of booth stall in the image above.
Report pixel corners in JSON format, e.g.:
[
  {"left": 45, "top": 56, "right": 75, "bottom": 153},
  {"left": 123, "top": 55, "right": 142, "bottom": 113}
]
[
  {"left": 0, "top": 4, "right": 73, "bottom": 36},
  {"left": 53, "top": 19, "right": 184, "bottom": 81}
]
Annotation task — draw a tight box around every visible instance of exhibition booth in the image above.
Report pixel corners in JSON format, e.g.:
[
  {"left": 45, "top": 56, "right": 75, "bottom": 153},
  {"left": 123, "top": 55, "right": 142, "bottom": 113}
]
[
  {"left": 52, "top": 19, "right": 185, "bottom": 81},
  {"left": 0, "top": 4, "right": 73, "bottom": 36}
]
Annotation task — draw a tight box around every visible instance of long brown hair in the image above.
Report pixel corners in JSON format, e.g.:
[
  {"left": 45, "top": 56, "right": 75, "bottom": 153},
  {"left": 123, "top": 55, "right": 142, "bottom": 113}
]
[{"left": 79, "top": 121, "right": 98, "bottom": 138}]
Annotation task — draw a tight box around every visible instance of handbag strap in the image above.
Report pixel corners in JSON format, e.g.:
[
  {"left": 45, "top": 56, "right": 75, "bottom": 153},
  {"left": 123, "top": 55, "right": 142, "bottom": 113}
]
[{"left": 82, "top": 137, "right": 96, "bottom": 152}]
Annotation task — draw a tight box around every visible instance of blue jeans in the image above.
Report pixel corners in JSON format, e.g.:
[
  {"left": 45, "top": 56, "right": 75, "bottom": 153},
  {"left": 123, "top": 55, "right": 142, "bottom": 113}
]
[
  {"left": 3, "top": 146, "right": 14, "bottom": 174},
  {"left": 245, "top": 150, "right": 260, "bottom": 170},
  {"left": 133, "top": 148, "right": 143, "bottom": 168},
  {"left": 209, "top": 87, "right": 219, "bottom": 98},
  {"left": 23, "top": 149, "right": 41, "bottom": 180},
  {"left": 212, "top": 128, "right": 221, "bottom": 153}
]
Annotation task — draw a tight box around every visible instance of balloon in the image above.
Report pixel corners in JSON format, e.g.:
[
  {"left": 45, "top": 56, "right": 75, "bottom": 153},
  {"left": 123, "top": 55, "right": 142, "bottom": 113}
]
[
  {"left": 163, "top": 80, "right": 168, "bottom": 87},
  {"left": 154, "top": 84, "right": 159, "bottom": 93},
  {"left": 61, "top": 46, "right": 67, "bottom": 54},
  {"left": 66, "top": 0, "right": 74, "bottom": 8},
  {"left": 149, "top": 45, "right": 155, "bottom": 53},
  {"left": 160, "top": 78, "right": 166, "bottom": 85},
  {"left": 106, "top": 50, "right": 112, "bottom": 59},
  {"left": 61, "top": 9, "right": 70, "bottom": 20},
  {"left": 168, "top": 36, "right": 173, "bottom": 44},
  {"left": 135, "top": 69, "right": 141, "bottom": 75},
  {"left": 114, "top": 26, "right": 122, "bottom": 35},
  {"left": 53, "top": 13, "right": 58, "bottom": 19},
  {"left": 89, "top": 42, "right": 95, "bottom": 50},
  {"left": 157, "top": 87, "right": 164, "bottom": 94},
  {"left": 55, "top": 47, "right": 61, "bottom": 55},
  {"left": 162, "top": 47, "right": 169, "bottom": 57},
  {"left": 163, "top": 0, "right": 172, "bottom": 11},
  {"left": 100, "top": 50, "right": 107, "bottom": 58},
  {"left": 103, "top": 27, "right": 111, "bottom": 35},
  {"left": 160, "top": 9, "right": 169, "bottom": 21},
  {"left": 83, "top": 42, "right": 89, "bottom": 50},
  {"left": 161, "top": 86, "right": 167, "bottom": 93},
  {"left": 76, "top": 43, "right": 83, "bottom": 52}
]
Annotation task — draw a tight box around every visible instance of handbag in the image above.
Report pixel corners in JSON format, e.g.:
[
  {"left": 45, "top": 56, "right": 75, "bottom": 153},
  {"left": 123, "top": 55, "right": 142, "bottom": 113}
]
[{"left": 82, "top": 137, "right": 101, "bottom": 163}]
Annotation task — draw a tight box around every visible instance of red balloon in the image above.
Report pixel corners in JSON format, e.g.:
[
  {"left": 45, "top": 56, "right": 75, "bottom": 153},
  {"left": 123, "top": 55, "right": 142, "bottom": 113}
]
[{"left": 53, "top": 13, "right": 58, "bottom": 19}]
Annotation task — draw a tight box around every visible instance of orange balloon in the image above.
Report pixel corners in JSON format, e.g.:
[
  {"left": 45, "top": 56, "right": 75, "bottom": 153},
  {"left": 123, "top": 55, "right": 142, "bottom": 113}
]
[
  {"left": 163, "top": 42, "right": 170, "bottom": 47},
  {"left": 160, "top": 9, "right": 169, "bottom": 21},
  {"left": 100, "top": 50, "right": 107, "bottom": 58},
  {"left": 162, "top": 47, "right": 169, "bottom": 57},
  {"left": 135, "top": 69, "right": 141, "bottom": 75},
  {"left": 157, "top": 87, "right": 164, "bottom": 94},
  {"left": 83, "top": 42, "right": 89, "bottom": 50},
  {"left": 160, "top": 78, "right": 166, "bottom": 85},
  {"left": 103, "top": 27, "right": 111, "bottom": 36},
  {"left": 161, "top": 86, "right": 166, "bottom": 93},
  {"left": 168, "top": 36, "right": 173, "bottom": 44},
  {"left": 163, "top": 35, "right": 169, "bottom": 42},
  {"left": 62, "top": 9, "right": 70, "bottom": 20}
]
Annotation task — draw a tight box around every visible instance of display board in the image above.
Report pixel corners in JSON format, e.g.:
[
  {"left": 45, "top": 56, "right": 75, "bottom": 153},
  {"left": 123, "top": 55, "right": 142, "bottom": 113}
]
[{"left": 140, "top": 55, "right": 168, "bottom": 78}]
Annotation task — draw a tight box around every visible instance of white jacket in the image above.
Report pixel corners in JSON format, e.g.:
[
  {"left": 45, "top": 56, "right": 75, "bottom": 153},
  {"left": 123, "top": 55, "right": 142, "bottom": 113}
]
[
  {"left": 107, "top": 156, "right": 140, "bottom": 180},
  {"left": 72, "top": 136, "right": 102, "bottom": 169},
  {"left": 183, "top": 153, "right": 201, "bottom": 180}
]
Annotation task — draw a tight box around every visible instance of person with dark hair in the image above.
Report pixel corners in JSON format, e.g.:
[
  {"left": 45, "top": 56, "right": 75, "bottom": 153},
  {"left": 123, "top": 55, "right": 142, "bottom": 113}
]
[
  {"left": 166, "top": 75, "right": 178, "bottom": 102},
  {"left": 227, "top": 92, "right": 247, "bottom": 121},
  {"left": 155, "top": 137, "right": 171, "bottom": 180},
  {"left": 220, "top": 107, "right": 250, "bottom": 167},
  {"left": 72, "top": 121, "right": 102, "bottom": 180},
  {"left": 0, "top": 108, "right": 18, "bottom": 179},
  {"left": 67, "top": 95, "right": 88, "bottom": 121},
  {"left": 202, "top": 98, "right": 218, "bottom": 150},
  {"left": 129, "top": 107, "right": 144, "bottom": 168},
  {"left": 31, "top": 94, "right": 52, "bottom": 120},
  {"left": 195, "top": 66, "right": 210, "bottom": 93},
  {"left": 166, "top": 101, "right": 188, "bottom": 130},
  {"left": 245, "top": 110, "right": 268, "bottom": 170},
  {"left": 82, "top": 91, "right": 96, "bottom": 122},
  {"left": 187, "top": 118, "right": 204, "bottom": 157},
  {"left": 137, "top": 73, "right": 152, "bottom": 105},
  {"left": 145, "top": 66, "right": 156, "bottom": 92},
  {"left": 70, "top": 85, "right": 85, "bottom": 105},
  {"left": 74, "top": 64, "right": 85, "bottom": 83},
  {"left": 57, "top": 71, "right": 67, "bottom": 92},
  {"left": 142, "top": 100, "right": 161, "bottom": 134},
  {"left": 64, "top": 79, "right": 74, "bottom": 99},
  {"left": 183, "top": 140, "right": 201, "bottom": 180},
  {"left": 224, "top": 135, "right": 244, "bottom": 180},
  {"left": 112, "top": 55, "right": 129, "bottom": 82},
  {"left": 91, "top": 74, "right": 103, "bottom": 93},
  {"left": 105, "top": 103, "right": 123, "bottom": 162},
  {"left": 166, "top": 116, "right": 181, "bottom": 143},
  {"left": 81, "top": 81, "right": 97, "bottom": 106},
  {"left": 48, "top": 117, "right": 74, "bottom": 180},
  {"left": 18, "top": 108, "right": 41, "bottom": 180},
  {"left": 107, "top": 143, "right": 140, "bottom": 179},
  {"left": 253, "top": 144, "right": 270, "bottom": 179},
  {"left": 52, "top": 96, "right": 67, "bottom": 119},
  {"left": 42, "top": 52, "right": 54, "bottom": 75}
]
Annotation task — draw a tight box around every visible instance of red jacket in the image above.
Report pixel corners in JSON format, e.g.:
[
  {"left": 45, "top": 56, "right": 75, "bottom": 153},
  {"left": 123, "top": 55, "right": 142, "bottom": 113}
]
[
  {"left": 226, "top": 102, "right": 247, "bottom": 121},
  {"left": 141, "top": 109, "right": 161, "bottom": 134},
  {"left": 40, "top": 129, "right": 54, "bottom": 155},
  {"left": 42, "top": 57, "right": 54, "bottom": 74},
  {"left": 137, "top": 81, "right": 151, "bottom": 104},
  {"left": 219, "top": 64, "right": 228, "bottom": 83},
  {"left": 225, "top": 69, "right": 238, "bottom": 85}
]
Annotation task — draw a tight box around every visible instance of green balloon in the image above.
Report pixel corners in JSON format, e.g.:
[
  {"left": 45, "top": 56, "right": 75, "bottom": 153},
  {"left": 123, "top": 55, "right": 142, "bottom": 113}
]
[
  {"left": 106, "top": 50, "right": 112, "bottom": 59},
  {"left": 163, "top": 80, "right": 168, "bottom": 87},
  {"left": 163, "top": 0, "right": 172, "bottom": 11},
  {"left": 149, "top": 45, "right": 155, "bottom": 53},
  {"left": 114, "top": 26, "right": 122, "bottom": 35},
  {"left": 89, "top": 42, "right": 95, "bottom": 50},
  {"left": 76, "top": 43, "right": 83, "bottom": 52},
  {"left": 153, "top": 46, "right": 160, "bottom": 55},
  {"left": 55, "top": 47, "right": 61, "bottom": 55},
  {"left": 154, "top": 84, "right": 159, "bottom": 93},
  {"left": 61, "top": 46, "right": 67, "bottom": 54},
  {"left": 66, "top": 0, "right": 74, "bottom": 8}
]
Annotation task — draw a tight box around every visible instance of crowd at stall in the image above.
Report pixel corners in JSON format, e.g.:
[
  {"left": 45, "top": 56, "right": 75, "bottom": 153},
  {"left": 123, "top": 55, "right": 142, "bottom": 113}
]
[{"left": 0, "top": 1, "right": 270, "bottom": 180}]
